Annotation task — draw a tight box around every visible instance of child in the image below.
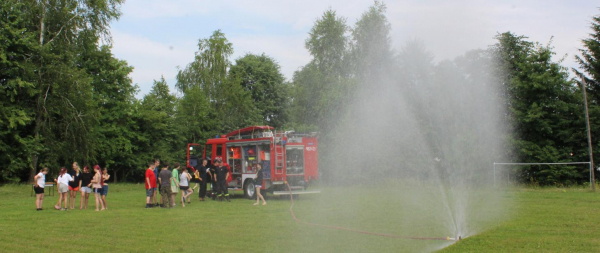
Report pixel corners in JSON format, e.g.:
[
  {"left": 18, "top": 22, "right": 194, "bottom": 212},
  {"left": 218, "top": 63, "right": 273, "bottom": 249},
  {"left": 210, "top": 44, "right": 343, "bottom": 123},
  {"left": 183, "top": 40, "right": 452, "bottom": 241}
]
[
  {"left": 68, "top": 162, "right": 81, "bottom": 209},
  {"left": 55, "top": 167, "right": 74, "bottom": 211},
  {"left": 179, "top": 167, "right": 192, "bottom": 207},
  {"left": 79, "top": 166, "right": 93, "bottom": 209},
  {"left": 34, "top": 168, "right": 49, "bottom": 211},
  {"left": 254, "top": 164, "right": 267, "bottom": 206},
  {"left": 145, "top": 161, "right": 157, "bottom": 208},
  {"left": 89, "top": 165, "right": 106, "bottom": 211},
  {"left": 101, "top": 168, "right": 110, "bottom": 210}
]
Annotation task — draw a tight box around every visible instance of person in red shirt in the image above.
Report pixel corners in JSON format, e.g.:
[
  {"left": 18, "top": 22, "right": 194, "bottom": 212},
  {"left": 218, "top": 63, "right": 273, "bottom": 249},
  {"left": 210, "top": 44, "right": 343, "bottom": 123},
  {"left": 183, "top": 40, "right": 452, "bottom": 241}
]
[{"left": 145, "top": 161, "right": 157, "bottom": 208}]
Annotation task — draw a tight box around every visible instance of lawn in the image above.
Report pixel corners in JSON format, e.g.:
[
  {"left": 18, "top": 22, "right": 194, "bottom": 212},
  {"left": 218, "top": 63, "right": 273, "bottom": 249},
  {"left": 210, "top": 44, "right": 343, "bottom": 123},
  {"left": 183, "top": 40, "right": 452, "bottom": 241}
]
[{"left": 0, "top": 184, "right": 598, "bottom": 252}]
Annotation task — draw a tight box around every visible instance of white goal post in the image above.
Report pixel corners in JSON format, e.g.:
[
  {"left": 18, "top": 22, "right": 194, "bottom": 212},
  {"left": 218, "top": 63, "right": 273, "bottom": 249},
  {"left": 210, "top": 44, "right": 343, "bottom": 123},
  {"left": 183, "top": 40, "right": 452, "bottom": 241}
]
[{"left": 493, "top": 162, "right": 593, "bottom": 187}]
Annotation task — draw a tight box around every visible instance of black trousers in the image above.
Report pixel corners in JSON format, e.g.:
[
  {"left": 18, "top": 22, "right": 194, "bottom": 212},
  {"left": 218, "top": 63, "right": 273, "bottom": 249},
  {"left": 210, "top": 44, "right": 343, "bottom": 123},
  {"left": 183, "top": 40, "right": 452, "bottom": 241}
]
[
  {"left": 216, "top": 180, "right": 228, "bottom": 196},
  {"left": 198, "top": 179, "right": 207, "bottom": 198}
]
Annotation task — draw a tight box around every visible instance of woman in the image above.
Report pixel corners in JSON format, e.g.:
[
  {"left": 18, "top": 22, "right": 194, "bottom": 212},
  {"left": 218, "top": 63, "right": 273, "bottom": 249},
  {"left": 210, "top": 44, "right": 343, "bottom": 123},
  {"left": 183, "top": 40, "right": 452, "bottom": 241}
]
[
  {"left": 179, "top": 167, "right": 192, "bottom": 207},
  {"left": 68, "top": 162, "right": 81, "bottom": 209},
  {"left": 79, "top": 166, "right": 93, "bottom": 209},
  {"left": 34, "top": 167, "right": 49, "bottom": 211},
  {"left": 101, "top": 167, "right": 110, "bottom": 210},
  {"left": 55, "top": 167, "right": 74, "bottom": 211},
  {"left": 254, "top": 164, "right": 267, "bottom": 206},
  {"left": 89, "top": 165, "right": 106, "bottom": 211}
]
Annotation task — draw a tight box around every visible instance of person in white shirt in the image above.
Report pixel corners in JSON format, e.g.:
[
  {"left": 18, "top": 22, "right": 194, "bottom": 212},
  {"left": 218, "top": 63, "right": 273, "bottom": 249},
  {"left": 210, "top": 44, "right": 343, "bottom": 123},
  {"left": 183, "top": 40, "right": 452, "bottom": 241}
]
[
  {"left": 54, "top": 167, "right": 74, "bottom": 211},
  {"left": 34, "top": 168, "right": 49, "bottom": 211}
]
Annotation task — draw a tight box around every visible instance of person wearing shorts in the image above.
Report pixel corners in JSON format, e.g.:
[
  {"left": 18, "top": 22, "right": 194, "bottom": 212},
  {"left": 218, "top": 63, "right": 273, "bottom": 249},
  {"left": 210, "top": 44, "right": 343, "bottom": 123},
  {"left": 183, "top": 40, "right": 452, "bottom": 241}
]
[
  {"left": 145, "top": 161, "right": 156, "bottom": 208},
  {"left": 55, "top": 167, "right": 74, "bottom": 211},
  {"left": 68, "top": 162, "right": 81, "bottom": 210},
  {"left": 170, "top": 163, "right": 180, "bottom": 206},
  {"left": 90, "top": 165, "right": 105, "bottom": 211},
  {"left": 179, "top": 167, "right": 192, "bottom": 207},
  {"left": 79, "top": 166, "right": 93, "bottom": 209},
  {"left": 34, "top": 168, "right": 49, "bottom": 211},
  {"left": 158, "top": 164, "right": 174, "bottom": 208},
  {"left": 253, "top": 164, "right": 267, "bottom": 206},
  {"left": 101, "top": 168, "right": 110, "bottom": 209}
]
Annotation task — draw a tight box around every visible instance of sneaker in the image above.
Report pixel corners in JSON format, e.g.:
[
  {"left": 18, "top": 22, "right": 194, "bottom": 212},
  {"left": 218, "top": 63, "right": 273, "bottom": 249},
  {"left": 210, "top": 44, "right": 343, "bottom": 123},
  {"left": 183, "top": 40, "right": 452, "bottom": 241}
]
[{"left": 60, "top": 208, "right": 66, "bottom": 211}]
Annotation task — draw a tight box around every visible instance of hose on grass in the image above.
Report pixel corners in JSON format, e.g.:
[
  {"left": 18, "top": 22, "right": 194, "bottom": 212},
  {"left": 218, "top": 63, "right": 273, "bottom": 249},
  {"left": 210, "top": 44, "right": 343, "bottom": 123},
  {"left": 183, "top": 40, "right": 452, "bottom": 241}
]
[{"left": 284, "top": 182, "right": 458, "bottom": 241}]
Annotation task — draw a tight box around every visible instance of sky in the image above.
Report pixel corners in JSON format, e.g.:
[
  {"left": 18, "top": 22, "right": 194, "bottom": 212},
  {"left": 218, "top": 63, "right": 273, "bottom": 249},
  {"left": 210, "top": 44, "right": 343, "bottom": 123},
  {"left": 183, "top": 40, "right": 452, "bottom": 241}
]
[{"left": 108, "top": 0, "right": 600, "bottom": 98}]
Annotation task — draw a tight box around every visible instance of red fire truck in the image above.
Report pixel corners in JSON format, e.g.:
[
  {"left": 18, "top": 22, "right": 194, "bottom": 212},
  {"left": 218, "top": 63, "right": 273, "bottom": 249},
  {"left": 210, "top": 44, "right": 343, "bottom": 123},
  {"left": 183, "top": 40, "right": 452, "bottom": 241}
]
[{"left": 187, "top": 126, "right": 320, "bottom": 198}]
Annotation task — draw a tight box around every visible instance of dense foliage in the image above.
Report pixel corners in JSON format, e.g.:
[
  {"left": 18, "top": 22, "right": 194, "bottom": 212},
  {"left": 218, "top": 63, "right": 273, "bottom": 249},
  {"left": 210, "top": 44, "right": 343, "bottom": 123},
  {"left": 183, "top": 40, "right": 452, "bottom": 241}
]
[{"left": 1, "top": 1, "right": 599, "bottom": 185}]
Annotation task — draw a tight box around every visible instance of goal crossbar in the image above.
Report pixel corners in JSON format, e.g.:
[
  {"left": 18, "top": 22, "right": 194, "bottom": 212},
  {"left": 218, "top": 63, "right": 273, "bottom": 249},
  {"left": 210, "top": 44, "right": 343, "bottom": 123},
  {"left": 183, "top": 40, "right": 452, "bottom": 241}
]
[{"left": 493, "top": 162, "right": 593, "bottom": 187}]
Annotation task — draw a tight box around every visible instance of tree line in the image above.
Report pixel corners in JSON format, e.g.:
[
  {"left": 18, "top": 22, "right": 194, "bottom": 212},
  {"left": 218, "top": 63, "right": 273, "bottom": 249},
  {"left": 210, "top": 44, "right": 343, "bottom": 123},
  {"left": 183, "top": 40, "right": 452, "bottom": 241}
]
[{"left": 1, "top": 1, "right": 600, "bottom": 185}]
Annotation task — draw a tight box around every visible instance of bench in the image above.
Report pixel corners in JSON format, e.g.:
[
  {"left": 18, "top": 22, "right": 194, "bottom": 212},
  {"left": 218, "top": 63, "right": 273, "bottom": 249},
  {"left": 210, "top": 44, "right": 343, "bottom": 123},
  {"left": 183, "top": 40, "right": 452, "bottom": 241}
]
[{"left": 30, "top": 182, "right": 55, "bottom": 197}]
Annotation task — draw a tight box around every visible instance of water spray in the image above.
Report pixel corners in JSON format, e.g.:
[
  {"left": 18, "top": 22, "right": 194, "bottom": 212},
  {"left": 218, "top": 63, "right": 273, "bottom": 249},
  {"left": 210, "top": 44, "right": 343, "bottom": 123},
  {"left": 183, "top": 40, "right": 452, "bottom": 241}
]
[{"left": 285, "top": 182, "right": 460, "bottom": 242}]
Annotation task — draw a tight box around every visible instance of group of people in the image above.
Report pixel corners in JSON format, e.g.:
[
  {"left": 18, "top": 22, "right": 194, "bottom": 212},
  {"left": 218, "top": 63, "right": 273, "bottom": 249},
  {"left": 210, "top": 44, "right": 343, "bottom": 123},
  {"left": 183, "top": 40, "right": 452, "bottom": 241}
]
[
  {"left": 33, "top": 156, "right": 267, "bottom": 211},
  {"left": 145, "top": 156, "right": 266, "bottom": 208},
  {"left": 33, "top": 162, "right": 110, "bottom": 211}
]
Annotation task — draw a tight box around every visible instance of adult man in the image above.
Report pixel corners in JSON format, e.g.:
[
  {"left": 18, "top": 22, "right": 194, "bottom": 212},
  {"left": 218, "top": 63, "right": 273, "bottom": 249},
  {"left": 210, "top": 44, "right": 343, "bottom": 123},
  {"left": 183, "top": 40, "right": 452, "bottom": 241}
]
[
  {"left": 171, "top": 162, "right": 180, "bottom": 206},
  {"left": 197, "top": 159, "right": 208, "bottom": 201},
  {"left": 158, "top": 162, "right": 175, "bottom": 208},
  {"left": 207, "top": 161, "right": 217, "bottom": 200},
  {"left": 153, "top": 159, "right": 160, "bottom": 206},
  {"left": 214, "top": 157, "right": 230, "bottom": 202},
  {"left": 145, "top": 161, "right": 157, "bottom": 208}
]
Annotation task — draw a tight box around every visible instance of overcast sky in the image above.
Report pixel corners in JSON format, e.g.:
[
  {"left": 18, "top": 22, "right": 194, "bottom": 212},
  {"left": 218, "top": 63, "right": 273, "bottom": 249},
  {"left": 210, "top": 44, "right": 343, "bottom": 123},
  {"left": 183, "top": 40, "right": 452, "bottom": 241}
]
[{"left": 108, "top": 0, "right": 599, "bottom": 97}]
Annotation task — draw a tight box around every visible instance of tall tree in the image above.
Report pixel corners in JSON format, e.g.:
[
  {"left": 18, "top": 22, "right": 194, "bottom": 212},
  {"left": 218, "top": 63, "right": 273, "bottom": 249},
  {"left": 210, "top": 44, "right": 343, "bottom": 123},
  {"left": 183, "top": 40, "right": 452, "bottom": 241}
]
[
  {"left": 494, "top": 32, "right": 587, "bottom": 185},
  {"left": 574, "top": 12, "right": 600, "bottom": 184},
  {"left": 177, "top": 30, "right": 260, "bottom": 132},
  {"left": 1, "top": 0, "right": 125, "bottom": 180},
  {"left": 350, "top": 1, "right": 393, "bottom": 81},
  {"left": 229, "top": 53, "right": 289, "bottom": 128}
]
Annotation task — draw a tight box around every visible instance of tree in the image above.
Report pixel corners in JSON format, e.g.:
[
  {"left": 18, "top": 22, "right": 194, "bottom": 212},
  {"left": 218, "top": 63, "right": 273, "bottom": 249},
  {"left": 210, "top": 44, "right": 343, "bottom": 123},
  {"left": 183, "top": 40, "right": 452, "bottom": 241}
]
[
  {"left": 176, "top": 30, "right": 233, "bottom": 101},
  {"left": 574, "top": 11, "right": 600, "bottom": 185},
  {"left": 229, "top": 53, "right": 289, "bottom": 128},
  {"left": 350, "top": 1, "right": 393, "bottom": 82},
  {"left": 305, "top": 9, "right": 349, "bottom": 75},
  {"left": 177, "top": 30, "right": 261, "bottom": 132},
  {"left": 0, "top": 1, "right": 39, "bottom": 181},
  {"left": 494, "top": 32, "right": 587, "bottom": 185},
  {"left": 0, "top": 0, "right": 125, "bottom": 181}
]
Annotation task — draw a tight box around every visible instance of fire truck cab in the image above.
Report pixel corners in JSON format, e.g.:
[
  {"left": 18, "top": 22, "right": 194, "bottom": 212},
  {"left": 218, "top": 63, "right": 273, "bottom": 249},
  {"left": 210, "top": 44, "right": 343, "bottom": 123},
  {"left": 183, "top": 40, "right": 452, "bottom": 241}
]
[{"left": 188, "top": 126, "right": 320, "bottom": 198}]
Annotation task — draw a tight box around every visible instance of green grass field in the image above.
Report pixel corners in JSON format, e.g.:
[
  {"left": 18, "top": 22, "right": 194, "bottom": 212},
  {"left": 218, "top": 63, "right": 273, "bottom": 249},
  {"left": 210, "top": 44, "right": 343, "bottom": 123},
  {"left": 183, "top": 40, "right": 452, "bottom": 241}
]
[{"left": 0, "top": 184, "right": 598, "bottom": 252}]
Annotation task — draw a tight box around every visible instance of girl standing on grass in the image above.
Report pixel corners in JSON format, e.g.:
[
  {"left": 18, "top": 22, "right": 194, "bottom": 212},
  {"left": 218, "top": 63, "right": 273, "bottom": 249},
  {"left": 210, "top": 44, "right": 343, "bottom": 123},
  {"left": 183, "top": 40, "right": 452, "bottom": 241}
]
[
  {"left": 34, "top": 167, "right": 49, "bottom": 211},
  {"left": 55, "top": 167, "right": 74, "bottom": 211},
  {"left": 179, "top": 167, "right": 192, "bottom": 207},
  {"left": 68, "top": 162, "right": 81, "bottom": 209},
  {"left": 89, "top": 165, "right": 106, "bottom": 211},
  {"left": 101, "top": 168, "right": 110, "bottom": 210},
  {"left": 254, "top": 164, "right": 267, "bottom": 206},
  {"left": 80, "top": 166, "right": 93, "bottom": 209}
]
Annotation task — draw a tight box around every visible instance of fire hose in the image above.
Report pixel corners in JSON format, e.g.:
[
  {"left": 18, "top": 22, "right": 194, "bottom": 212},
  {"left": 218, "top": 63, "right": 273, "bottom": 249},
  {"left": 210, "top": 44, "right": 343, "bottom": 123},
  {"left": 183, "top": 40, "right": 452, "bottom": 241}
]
[{"left": 284, "top": 182, "right": 458, "bottom": 241}]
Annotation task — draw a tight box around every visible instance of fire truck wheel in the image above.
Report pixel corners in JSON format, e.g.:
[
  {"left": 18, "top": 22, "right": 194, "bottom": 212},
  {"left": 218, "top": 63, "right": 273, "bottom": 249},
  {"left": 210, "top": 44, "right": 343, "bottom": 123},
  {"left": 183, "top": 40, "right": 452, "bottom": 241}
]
[{"left": 244, "top": 180, "right": 255, "bottom": 199}]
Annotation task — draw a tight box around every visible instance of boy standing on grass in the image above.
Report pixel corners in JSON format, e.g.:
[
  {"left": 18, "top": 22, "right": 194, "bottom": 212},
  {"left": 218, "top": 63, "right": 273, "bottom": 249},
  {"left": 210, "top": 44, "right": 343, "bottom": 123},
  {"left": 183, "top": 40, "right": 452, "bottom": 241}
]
[
  {"left": 145, "top": 161, "right": 156, "bottom": 208},
  {"left": 171, "top": 163, "right": 180, "bottom": 206},
  {"left": 158, "top": 163, "right": 174, "bottom": 208}
]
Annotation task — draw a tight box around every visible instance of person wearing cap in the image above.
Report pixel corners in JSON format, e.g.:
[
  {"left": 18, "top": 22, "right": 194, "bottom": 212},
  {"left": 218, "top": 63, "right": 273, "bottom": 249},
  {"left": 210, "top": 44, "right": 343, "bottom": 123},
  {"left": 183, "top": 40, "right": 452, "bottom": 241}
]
[{"left": 213, "top": 157, "right": 230, "bottom": 202}]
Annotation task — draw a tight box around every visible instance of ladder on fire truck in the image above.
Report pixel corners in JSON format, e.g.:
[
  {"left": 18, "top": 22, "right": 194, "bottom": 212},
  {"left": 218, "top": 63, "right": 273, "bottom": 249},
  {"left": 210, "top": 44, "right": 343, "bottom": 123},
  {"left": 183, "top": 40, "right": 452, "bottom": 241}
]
[{"left": 273, "top": 132, "right": 285, "bottom": 177}]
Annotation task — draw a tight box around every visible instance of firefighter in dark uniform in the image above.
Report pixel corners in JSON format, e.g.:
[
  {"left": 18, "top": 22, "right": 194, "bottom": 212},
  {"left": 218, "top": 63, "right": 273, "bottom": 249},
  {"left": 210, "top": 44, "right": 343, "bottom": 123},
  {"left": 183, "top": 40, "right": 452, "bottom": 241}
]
[
  {"left": 208, "top": 161, "right": 217, "bottom": 200},
  {"left": 213, "top": 157, "right": 230, "bottom": 202}
]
